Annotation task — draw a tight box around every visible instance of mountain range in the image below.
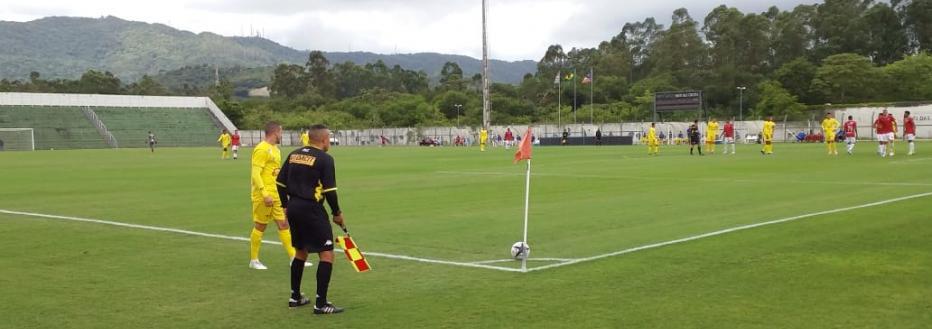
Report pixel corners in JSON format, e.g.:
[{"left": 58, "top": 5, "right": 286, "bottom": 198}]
[{"left": 0, "top": 16, "right": 537, "bottom": 85}]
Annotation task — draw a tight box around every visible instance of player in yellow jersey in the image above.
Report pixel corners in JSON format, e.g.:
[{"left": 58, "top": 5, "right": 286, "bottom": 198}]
[
  {"left": 300, "top": 128, "right": 311, "bottom": 147},
  {"left": 479, "top": 128, "right": 489, "bottom": 152},
  {"left": 647, "top": 122, "right": 660, "bottom": 155},
  {"left": 706, "top": 118, "right": 719, "bottom": 154},
  {"left": 217, "top": 129, "right": 232, "bottom": 160},
  {"left": 248, "top": 122, "right": 306, "bottom": 270},
  {"left": 761, "top": 116, "right": 776, "bottom": 155},
  {"left": 888, "top": 115, "right": 898, "bottom": 157},
  {"left": 821, "top": 112, "right": 840, "bottom": 155}
]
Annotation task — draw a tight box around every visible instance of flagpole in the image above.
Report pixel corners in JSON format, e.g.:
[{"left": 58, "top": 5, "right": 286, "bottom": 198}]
[
  {"left": 589, "top": 68, "right": 594, "bottom": 124},
  {"left": 573, "top": 68, "right": 577, "bottom": 124},
  {"left": 521, "top": 158, "right": 531, "bottom": 272},
  {"left": 558, "top": 73, "right": 562, "bottom": 128}
]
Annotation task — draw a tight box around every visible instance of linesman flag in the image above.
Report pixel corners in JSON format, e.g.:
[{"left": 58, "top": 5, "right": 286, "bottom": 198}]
[
  {"left": 513, "top": 128, "right": 533, "bottom": 164},
  {"left": 336, "top": 225, "right": 370, "bottom": 272}
]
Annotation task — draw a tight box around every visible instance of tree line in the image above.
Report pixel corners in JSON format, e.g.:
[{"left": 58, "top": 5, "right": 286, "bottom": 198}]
[{"left": 3, "top": 0, "right": 932, "bottom": 129}]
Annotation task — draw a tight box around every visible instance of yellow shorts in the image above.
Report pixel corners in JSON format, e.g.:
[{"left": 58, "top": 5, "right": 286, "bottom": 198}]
[
  {"left": 252, "top": 195, "right": 285, "bottom": 224},
  {"left": 825, "top": 134, "right": 836, "bottom": 142},
  {"left": 763, "top": 134, "right": 773, "bottom": 142}
]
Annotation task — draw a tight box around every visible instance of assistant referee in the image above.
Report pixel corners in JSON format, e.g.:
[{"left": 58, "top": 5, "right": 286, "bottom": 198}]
[{"left": 276, "top": 124, "right": 346, "bottom": 315}]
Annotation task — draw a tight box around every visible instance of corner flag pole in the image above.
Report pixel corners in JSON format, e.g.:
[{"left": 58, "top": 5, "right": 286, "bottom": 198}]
[{"left": 521, "top": 158, "right": 531, "bottom": 272}]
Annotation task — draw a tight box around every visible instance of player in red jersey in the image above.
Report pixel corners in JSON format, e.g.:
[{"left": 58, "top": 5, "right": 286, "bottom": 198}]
[
  {"left": 904, "top": 111, "right": 917, "bottom": 155},
  {"left": 722, "top": 119, "right": 736, "bottom": 155},
  {"left": 874, "top": 110, "right": 894, "bottom": 158},
  {"left": 504, "top": 128, "right": 515, "bottom": 149},
  {"left": 843, "top": 115, "right": 858, "bottom": 155},
  {"left": 231, "top": 129, "right": 242, "bottom": 160}
]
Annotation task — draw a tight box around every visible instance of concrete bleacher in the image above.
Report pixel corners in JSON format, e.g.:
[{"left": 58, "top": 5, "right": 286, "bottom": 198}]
[
  {"left": 0, "top": 106, "right": 109, "bottom": 150},
  {"left": 93, "top": 107, "right": 220, "bottom": 148}
]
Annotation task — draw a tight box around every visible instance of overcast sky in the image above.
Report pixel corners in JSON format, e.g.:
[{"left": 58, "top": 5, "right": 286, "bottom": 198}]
[{"left": 1, "top": 0, "right": 819, "bottom": 61}]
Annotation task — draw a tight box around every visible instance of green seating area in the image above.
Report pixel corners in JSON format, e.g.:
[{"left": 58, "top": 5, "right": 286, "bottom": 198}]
[
  {"left": 0, "top": 106, "right": 109, "bottom": 150},
  {"left": 0, "top": 106, "right": 222, "bottom": 150},
  {"left": 94, "top": 107, "right": 220, "bottom": 148}
]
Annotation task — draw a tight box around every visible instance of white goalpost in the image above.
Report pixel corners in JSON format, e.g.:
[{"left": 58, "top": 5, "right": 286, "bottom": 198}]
[{"left": 0, "top": 128, "right": 35, "bottom": 151}]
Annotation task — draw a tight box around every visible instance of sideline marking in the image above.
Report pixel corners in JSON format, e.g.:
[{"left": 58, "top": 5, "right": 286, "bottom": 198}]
[
  {"left": 525, "top": 191, "right": 932, "bottom": 272},
  {"left": 0, "top": 209, "right": 523, "bottom": 273},
  {"left": 4, "top": 191, "right": 930, "bottom": 273}
]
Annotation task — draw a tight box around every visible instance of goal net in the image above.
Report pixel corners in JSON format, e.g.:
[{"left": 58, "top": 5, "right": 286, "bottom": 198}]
[{"left": 0, "top": 128, "right": 35, "bottom": 151}]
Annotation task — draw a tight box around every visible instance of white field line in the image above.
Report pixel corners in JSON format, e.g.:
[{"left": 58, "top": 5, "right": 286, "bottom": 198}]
[
  {"left": 470, "top": 258, "right": 574, "bottom": 265},
  {"left": 4, "top": 191, "right": 930, "bottom": 273},
  {"left": 525, "top": 191, "right": 932, "bottom": 272},
  {"left": 436, "top": 170, "right": 932, "bottom": 187},
  {"left": 0, "top": 209, "right": 523, "bottom": 273}
]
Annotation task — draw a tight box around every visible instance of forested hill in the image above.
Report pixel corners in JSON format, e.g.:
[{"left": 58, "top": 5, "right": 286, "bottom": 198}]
[{"left": 0, "top": 16, "right": 536, "bottom": 83}]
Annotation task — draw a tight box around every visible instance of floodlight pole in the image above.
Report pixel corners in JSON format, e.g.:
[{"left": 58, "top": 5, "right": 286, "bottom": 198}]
[{"left": 481, "top": 0, "right": 491, "bottom": 129}]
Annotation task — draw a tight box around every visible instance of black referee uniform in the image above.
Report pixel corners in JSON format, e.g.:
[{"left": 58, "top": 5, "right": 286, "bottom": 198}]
[
  {"left": 688, "top": 123, "right": 703, "bottom": 155},
  {"left": 277, "top": 144, "right": 345, "bottom": 313},
  {"left": 276, "top": 146, "right": 341, "bottom": 253}
]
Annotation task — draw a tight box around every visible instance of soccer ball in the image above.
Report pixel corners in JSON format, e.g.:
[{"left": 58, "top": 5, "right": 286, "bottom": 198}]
[{"left": 510, "top": 242, "right": 530, "bottom": 260}]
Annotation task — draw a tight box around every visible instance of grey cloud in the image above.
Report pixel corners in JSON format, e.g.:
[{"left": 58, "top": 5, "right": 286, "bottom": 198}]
[{"left": 551, "top": 0, "right": 821, "bottom": 52}]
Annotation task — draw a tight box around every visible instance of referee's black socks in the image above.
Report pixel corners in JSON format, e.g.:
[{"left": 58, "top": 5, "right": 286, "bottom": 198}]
[
  {"left": 316, "top": 261, "right": 333, "bottom": 307},
  {"left": 291, "top": 258, "right": 305, "bottom": 300}
]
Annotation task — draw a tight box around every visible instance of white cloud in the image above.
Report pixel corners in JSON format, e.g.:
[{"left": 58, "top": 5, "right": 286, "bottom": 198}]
[{"left": 0, "top": 0, "right": 820, "bottom": 61}]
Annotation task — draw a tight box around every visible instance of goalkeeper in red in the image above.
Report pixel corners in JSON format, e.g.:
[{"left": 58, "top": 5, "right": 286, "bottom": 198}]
[{"left": 277, "top": 124, "right": 346, "bottom": 314}]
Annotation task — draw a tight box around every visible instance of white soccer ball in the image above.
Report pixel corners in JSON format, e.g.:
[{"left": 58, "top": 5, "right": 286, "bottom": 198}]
[{"left": 510, "top": 242, "right": 530, "bottom": 260}]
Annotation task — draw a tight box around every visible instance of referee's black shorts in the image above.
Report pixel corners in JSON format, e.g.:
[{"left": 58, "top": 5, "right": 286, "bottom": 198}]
[{"left": 286, "top": 198, "right": 334, "bottom": 252}]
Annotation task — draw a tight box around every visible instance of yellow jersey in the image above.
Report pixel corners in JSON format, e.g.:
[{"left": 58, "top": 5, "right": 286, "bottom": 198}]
[
  {"left": 300, "top": 132, "right": 310, "bottom": 147},
  {"left": 251, "top": 141, "right": 282, "bottom": 199},
  {"left": 480, "top": 129, "right": 488, "bottom": 143},
  {"left": 647, "top": 127, "right": 658, "bottom": 142},
  {"left": 821, "top": 118, "right": 839, "bottom": 136},
  {"left": 218, "top": 133, "right": 231, "bottom": 147},
  {"left": 763, "top": 120, "right": 776, "bottom": 138},
  {"left": 707, "top": 121, "right": 719, "bottom": 137}
]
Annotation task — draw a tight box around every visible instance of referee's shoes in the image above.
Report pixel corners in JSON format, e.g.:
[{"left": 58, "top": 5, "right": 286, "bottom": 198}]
[{"left": 314, "top": 302, "right": 344, "bottom": 315}]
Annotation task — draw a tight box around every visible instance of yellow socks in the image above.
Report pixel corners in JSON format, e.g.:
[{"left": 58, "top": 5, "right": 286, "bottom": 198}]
[
  {"left": 278, "top": 229, "right": 296, "bottom": 259},
  {"left": 250, "top": 228, "right": 263, "bottom": 260}
]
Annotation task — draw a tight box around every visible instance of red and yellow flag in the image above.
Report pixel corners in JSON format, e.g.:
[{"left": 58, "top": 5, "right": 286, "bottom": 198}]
[
  {"left": 513, "top": 128, "right": 533, "bottom": 164},
  {"left": 337, "top": 235, "right": 370, "bottom": 272}
]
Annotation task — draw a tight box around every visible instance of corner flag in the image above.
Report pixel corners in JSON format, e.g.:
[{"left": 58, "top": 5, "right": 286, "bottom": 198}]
[
  {"left": 513, "top": 129, "right": 533, "bottom": 164},
  {"left": 514, "top": 127, "right": 534, "bottom": 272}
]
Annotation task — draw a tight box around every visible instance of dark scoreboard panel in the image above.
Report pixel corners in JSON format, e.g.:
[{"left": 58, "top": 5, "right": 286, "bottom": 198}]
[{"left": 655, "top": 91, "right": 702, "bottom": 111}]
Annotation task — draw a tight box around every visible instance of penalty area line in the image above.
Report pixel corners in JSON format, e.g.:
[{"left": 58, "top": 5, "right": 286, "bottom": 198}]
[
  {"left": 526, "top": 191, "right": 932, "bottom": 272},
  {"left": 0, "top": 209, "right": 523, "bottom": 273}
]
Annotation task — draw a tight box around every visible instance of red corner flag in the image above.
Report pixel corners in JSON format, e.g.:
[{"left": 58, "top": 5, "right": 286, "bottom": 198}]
[{"left": 514, "top": 128, "right": 533, "bottom": 164}]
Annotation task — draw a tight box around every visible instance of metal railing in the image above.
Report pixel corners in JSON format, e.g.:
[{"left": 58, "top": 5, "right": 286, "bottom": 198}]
[{"left": 81, "top": 106, "right": 119, "bottom": 148}]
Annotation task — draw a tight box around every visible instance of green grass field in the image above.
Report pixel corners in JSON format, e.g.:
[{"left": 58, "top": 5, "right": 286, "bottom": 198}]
[{"left": 1, "top": 142, "right": 931, "bottom": 328}]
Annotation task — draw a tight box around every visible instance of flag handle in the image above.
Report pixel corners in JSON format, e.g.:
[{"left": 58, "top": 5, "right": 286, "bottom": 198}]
[
  {"left": 520, "top": 159, "right": 531, "bottom": 272},
  {"left": 339, "top": 223, "right": 350, "bottom": 236}
]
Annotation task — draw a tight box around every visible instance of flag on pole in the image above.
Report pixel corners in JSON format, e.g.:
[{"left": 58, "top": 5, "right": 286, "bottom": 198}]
[
  {"left": 581, "top": 71, "right": 592, "bottom": 85},
  {"left": 513, "top": 128, "right": 533, "bottom": 164},
  {"left": 553, "top": 72, "right": 561, "bottom": 85},
  {"left": 564, "top": 72, "right": 575, "bottom": 81},
  {"left": 336, "top": 235, "right": 371, "bottom": 272}
]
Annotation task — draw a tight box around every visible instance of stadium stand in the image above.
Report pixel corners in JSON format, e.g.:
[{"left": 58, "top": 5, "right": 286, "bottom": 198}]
[
  {"left": 0, "top": 106, "right": 109, "bottom": 149},
  {"left": 94, "top": 107, "right": 220, "bottom": 147},
  {"left": 0, "top": 93, "right": 236, "bottom": 150}
]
